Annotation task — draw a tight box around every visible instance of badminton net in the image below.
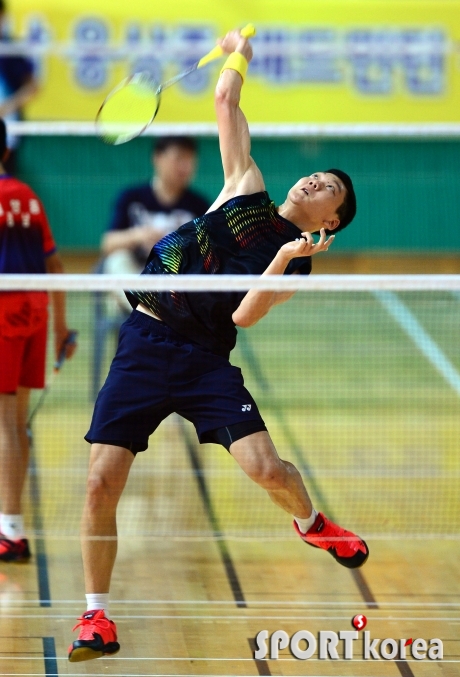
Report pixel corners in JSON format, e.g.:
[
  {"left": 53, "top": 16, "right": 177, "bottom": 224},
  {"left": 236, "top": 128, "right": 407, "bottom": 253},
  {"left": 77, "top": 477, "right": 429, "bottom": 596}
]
[{"left": 1, "top": 273, "right": 459, "bottom": 541}]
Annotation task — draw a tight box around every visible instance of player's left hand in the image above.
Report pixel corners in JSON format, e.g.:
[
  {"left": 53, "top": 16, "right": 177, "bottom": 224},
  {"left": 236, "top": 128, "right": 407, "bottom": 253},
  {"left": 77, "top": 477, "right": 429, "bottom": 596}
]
[{"left": 280, "top": 228, "right": 335, "bottom": 259}]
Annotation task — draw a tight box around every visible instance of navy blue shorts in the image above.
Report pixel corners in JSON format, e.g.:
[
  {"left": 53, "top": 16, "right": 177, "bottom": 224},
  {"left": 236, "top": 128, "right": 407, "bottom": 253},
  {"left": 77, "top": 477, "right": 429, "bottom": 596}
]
[{"left": 86, "top": 310, "right": 265, "bottom": 453}]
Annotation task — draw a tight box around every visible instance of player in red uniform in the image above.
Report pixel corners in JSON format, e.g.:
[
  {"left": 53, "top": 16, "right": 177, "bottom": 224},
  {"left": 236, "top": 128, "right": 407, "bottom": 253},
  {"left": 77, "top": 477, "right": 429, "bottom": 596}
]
[{"left": 0, "top": 118, "right": 76, "bottom": 562}]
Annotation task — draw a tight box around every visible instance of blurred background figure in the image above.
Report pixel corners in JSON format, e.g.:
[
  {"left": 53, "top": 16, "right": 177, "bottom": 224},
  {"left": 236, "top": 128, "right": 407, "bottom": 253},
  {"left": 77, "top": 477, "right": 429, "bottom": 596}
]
[
  {"left": 0, "top": 119, "right": 76, "bottom": 562},
  {"left": 101, "top": 135, "right": 210, "bottom": 310},
  {"left": 0, "top": 0, "right": 39, "bottom": 174}
]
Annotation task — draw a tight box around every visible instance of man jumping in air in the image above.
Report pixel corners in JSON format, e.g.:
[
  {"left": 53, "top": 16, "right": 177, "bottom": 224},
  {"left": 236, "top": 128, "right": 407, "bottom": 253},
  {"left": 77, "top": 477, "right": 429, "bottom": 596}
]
[{"left": 68, "top": 27, "right": 366, "bottom": 663}]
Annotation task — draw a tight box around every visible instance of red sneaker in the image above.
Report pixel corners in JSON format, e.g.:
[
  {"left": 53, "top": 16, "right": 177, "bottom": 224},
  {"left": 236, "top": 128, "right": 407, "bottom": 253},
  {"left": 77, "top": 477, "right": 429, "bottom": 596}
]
[
  {"left": 0, "top": 535, "right": 31, "bottom": 562},
  {"left": 294, "top": 512, "right": 369, "bottom": 569},
  {"left": 68, "top": 610, "right": 120, "bottom": 662}
]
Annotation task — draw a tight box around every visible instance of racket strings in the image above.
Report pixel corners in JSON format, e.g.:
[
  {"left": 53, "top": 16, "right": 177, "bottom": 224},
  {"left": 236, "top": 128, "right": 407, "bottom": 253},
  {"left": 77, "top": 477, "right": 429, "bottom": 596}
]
[{"left": 96, "top": 78, "right": 159, "bottom": 144}]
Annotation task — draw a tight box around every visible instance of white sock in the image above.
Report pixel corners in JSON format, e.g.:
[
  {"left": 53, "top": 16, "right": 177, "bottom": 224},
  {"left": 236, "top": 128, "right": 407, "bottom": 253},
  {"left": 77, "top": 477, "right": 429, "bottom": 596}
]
[
  {"left": 0, "top": 514, "right": 25, "bottom": 540},
  {"left": 86, "top": 593, "right": 110, "bottom": 617},
  {"left": 294, "top": 509, "right": 318, "bottom": 534}
]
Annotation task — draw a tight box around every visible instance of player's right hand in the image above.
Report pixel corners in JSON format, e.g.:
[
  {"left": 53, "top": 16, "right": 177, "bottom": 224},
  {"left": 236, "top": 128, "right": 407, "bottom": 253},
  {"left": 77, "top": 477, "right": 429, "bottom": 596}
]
[
  {"left": 54, "top": 328, "right": 77, "bottom": 365},
  {"left": 217, "top": 29, "right": 253, "bottom": 60}
]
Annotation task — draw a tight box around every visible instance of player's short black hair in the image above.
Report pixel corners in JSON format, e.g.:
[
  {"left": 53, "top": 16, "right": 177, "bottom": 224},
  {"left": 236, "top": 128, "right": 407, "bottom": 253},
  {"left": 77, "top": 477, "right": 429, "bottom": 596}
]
[
  {"left": 0, "top": 119, "right": 7, "bottom": 158},
  {"left": 324, "top": 168, "right": 357, "bottom": 233},
  {"left": 0, "top": 0, "right": 5, "bottom": 13},
  {"left": 153, "top": 135, "right": 197, "bottom": 155}
]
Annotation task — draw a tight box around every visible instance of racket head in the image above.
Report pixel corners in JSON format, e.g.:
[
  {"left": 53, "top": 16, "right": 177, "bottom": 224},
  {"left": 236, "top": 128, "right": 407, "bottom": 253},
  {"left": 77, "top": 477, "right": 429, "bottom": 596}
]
[{"left": 95, "top": 72, "right": 161, "bottom": 145}]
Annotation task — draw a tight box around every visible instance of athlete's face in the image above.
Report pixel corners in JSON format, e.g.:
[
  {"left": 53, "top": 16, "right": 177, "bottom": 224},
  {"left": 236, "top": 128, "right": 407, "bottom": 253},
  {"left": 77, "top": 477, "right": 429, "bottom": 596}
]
[
  {"left": 153, "top": 146, "right": 197, "bottom": 191},
  {"left": 287, "top": 172, "right": 346, "bottom": 231}
]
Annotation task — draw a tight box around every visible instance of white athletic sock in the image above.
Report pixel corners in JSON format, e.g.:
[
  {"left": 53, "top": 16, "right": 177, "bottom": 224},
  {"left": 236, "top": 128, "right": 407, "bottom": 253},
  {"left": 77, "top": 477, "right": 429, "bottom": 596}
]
[
  {"left": 86, "top": 593, "right": 110, "bottom": 617},
  {"left": 0, "top": 514, "right": 25, "bottom": 540},
  {"left": 294, "top": 509, "right": 318, "bottom": 534}
]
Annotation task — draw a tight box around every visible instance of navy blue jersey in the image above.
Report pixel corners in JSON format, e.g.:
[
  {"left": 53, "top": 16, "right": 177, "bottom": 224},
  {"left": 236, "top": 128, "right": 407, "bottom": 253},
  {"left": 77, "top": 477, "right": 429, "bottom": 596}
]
[{"left": 128, "top": 191, "right": 311, "bottom": 358}]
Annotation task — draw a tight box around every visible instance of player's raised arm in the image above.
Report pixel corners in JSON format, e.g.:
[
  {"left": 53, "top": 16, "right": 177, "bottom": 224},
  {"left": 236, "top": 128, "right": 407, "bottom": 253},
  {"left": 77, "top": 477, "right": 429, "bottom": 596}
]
[{"left": 207, "top": 29, "right": 264, "bottom": 211}]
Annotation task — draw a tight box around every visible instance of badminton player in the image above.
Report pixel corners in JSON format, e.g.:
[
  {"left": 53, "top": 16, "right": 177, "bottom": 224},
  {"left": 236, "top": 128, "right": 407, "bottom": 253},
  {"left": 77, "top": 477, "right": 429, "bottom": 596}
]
[
  {"left": 0, "top": 118, "right": 76, "bottom": 562},
  {"left": 68, "top": 28, "right": 366, "bottom": 662}
]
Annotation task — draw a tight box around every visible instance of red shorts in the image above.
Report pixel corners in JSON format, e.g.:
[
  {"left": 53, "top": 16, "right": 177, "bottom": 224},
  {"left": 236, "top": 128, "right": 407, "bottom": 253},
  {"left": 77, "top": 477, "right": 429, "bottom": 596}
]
[{"left": 0, "top": 292, "right": 49, "bottom": 393}]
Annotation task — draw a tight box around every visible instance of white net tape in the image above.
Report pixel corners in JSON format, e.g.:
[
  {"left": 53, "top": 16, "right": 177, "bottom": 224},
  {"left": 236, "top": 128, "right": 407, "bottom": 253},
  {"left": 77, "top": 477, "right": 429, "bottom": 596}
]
[
  {"left": 1, "top": 273, "right": 460, "bottom": 292},
  {"left": 7, "top": 121, "right": 460, "bottom": 138}
]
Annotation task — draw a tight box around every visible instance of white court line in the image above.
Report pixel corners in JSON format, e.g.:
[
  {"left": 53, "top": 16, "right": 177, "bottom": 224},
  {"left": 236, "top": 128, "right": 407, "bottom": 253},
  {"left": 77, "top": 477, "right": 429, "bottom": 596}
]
[
  {"left": 4, "top": 656, "right": 460, "bottom": 661},
  {"left": 374, "top": 290, "right": 460, "bottom": 395},
  {"left": 2, "top": 614, "right": 459, "bottom": 621},
  {"left": 8, "top": 599, "right": 460, "bottom": 606},
  {"left": 25, "top": 533, "right": 460, "bottom": 540},
  {"left": 6, "top": 599, "right": 460, "bottom": 607}
]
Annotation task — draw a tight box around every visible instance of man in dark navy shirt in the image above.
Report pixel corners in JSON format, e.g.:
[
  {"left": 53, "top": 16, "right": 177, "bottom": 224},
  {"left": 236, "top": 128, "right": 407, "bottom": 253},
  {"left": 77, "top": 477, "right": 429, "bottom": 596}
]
[
  {"left": 69, "top": 28, "right": 366, "bottom": 662},
  {"left": 101, "top": 135, "right": 209, "bottom": 309},
  {"left": 102, "top": 136, "right": 209, "bottom": 269}
]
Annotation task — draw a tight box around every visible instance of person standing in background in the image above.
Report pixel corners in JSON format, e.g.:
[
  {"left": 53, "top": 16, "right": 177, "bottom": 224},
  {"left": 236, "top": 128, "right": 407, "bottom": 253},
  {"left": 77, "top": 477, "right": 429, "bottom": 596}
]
[
  {"left": 0, "top": 119, "right": 76, "bottom": 562},
  {"left": 0, "top": 0, "right": 39, "bottom": 174},
  {"left": 101, "top": 136, "right": 210, "bottom": 309}
]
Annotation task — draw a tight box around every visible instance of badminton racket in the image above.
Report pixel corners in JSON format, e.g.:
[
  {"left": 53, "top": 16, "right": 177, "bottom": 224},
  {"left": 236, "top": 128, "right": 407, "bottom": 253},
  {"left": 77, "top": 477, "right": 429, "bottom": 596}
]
[{"left": 96, "top": 23, "right": 256, "bottom": 145}]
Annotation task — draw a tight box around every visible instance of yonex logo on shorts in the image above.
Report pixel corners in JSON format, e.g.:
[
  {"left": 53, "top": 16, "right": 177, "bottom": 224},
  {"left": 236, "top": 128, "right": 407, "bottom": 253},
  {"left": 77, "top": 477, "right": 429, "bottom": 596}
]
[{"left": 241, "top": 404, "right": 252, "bottom": 411}]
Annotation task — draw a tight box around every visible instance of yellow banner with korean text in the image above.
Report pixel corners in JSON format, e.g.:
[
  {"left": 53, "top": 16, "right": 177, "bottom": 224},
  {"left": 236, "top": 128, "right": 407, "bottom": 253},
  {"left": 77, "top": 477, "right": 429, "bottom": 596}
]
[{"left": 9, "top": 0, "right": 460, "bottom": 123}]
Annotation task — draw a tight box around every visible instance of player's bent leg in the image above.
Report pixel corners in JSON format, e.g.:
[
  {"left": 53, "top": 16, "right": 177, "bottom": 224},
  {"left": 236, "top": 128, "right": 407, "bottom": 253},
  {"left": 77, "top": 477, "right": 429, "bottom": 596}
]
[
  {"left": 81, "top": 443, "right": 134, "bottom": 592},
  {"left": 69, "top": 443, "right": 133, "bottom": 662},
  {"left": 229, "top": 431, "right": 313, "bottom": 518},
  {"left": 229, "top": 432, "right": 369, "bottom": 569}
]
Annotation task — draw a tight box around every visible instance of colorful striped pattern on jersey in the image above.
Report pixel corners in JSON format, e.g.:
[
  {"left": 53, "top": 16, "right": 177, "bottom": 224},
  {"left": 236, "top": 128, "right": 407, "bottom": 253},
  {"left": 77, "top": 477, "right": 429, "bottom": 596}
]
[
  {"left": 135, "top": 228, "right": 192, "bottom": 316},
  {"left": 196, "top": 217, "right": 220, "bottom": 273},
  {"left": 152, "top": 229, "right": 186, "bottom": 274},
  {"left": 129, "top": 192, "right": 298, "bottom": 321},
  {"left": 223, "top": 199, "right": 285, "bottom": 249}
]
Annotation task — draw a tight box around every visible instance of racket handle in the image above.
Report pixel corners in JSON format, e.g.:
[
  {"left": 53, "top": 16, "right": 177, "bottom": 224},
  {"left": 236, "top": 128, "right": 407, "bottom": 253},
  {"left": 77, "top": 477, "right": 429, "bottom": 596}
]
[
  {"left": 198, "top": 24, "right": 256, "bottom": 69},
  {"left": 240, "top": 24, "right": 256, "bottom": 39},
  {"left": 54, "top": 330, "right": 78, "bottom": 371},
  {"left": 198, "top": 45, "right": 225, "bottom": 68}
]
